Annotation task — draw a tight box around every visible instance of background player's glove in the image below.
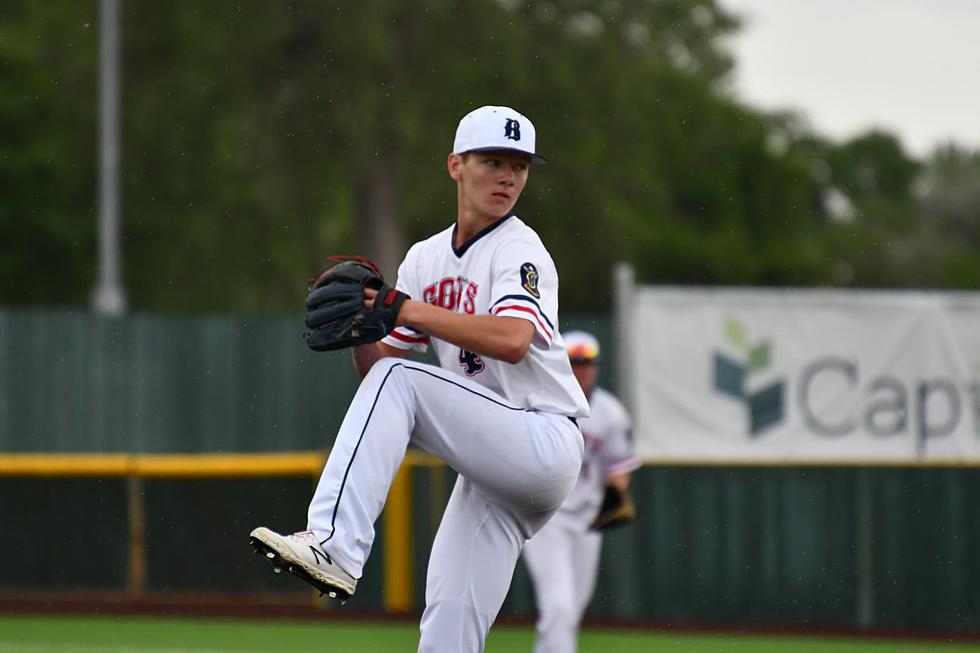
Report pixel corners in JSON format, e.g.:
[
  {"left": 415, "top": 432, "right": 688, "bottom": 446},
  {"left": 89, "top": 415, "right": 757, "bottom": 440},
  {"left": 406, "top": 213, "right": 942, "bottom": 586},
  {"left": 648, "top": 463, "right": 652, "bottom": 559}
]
[
  {"left": 589, "top": 485, "right": 636, "bottom": 532},
  {"left": 303, "top": 256, "right": 410, "bottom": 352}
]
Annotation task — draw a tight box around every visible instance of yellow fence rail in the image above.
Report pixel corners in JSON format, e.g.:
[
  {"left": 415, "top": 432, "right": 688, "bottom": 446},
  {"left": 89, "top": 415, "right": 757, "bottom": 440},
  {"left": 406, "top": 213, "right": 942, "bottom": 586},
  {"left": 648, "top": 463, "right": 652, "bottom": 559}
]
[{"left": 0, "top": 450, "right": 447, "bottom": 613}]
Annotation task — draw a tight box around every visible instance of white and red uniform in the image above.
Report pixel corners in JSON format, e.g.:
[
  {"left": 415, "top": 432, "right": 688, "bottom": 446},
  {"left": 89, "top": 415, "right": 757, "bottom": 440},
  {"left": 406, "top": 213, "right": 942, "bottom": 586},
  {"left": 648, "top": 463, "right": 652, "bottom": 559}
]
[
  {"left": 306, "top": 214, "right": 588, "bottom": 652},
  {"left": 523, "top": 385, "right": 640, "bottom": 653},
  {"left": 385, "top": 216, "right": 586, "bottom": 416}
]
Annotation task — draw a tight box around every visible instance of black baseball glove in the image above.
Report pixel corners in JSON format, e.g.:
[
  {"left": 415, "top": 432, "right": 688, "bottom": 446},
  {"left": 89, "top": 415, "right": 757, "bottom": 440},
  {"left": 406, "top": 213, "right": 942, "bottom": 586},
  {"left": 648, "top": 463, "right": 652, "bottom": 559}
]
[
  {"left": 303, "top": 256, "right": 410, "bottom": 352},
  {"left": 589, "top": 485, "right": 636, "bottom": 532}
]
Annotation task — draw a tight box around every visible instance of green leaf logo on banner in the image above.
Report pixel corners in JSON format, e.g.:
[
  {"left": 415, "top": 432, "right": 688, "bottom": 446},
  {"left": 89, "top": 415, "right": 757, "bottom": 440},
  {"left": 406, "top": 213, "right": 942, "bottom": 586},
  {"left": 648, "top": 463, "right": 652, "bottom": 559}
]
[{"left": 714, "top": 318, "right": 784, "bottom": 437}]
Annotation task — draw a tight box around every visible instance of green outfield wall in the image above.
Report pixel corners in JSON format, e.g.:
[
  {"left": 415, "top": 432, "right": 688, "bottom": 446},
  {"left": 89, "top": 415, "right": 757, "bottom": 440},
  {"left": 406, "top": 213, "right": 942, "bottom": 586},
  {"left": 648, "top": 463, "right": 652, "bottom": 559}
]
[
  {"left": 1, "top": 308, "right": 977, "bottom": 634},
  {"left": 2, "top": 466, "right": 977, "bottom": 633},
  {"left": 0, "top": 307, "right": 614, "bottom": 453}
]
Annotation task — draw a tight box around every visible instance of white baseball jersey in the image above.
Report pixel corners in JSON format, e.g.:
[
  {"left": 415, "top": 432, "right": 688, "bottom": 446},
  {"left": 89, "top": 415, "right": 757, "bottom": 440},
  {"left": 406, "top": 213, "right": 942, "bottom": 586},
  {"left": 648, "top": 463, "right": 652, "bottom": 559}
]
[
  {"left": 381, "top": 214, "right": 590, "bottom": 419},
  {"left": 558, "top": 386, "right": 640, "bottom": 526},
  {"left": 523, "top": 386, "right": 640, "bottom": 653}
]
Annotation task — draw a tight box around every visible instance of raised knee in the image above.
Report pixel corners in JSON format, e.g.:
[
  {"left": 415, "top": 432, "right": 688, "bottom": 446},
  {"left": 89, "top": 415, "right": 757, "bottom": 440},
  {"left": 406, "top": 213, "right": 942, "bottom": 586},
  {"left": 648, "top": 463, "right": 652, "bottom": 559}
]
[{"left": 364, "top": 356, "right": 404, "bottom": 381}]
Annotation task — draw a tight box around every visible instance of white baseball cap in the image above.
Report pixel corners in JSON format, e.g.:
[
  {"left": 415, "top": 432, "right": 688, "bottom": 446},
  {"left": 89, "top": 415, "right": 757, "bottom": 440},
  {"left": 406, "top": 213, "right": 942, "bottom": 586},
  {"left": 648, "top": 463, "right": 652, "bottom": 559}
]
[
  {"left": 452, "top": 105, "right": 548, "bottom": 164},
  {"left": 564, "top": 330, "right": 600, "bottom": 363}
]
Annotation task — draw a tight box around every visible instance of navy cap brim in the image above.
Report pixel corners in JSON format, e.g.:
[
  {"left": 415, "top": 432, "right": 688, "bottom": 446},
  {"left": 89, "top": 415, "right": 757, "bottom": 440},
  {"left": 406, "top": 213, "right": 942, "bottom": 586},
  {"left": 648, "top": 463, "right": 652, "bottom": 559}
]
[{"left": 461, "top": 147, "right": 548, "bottom": 165}]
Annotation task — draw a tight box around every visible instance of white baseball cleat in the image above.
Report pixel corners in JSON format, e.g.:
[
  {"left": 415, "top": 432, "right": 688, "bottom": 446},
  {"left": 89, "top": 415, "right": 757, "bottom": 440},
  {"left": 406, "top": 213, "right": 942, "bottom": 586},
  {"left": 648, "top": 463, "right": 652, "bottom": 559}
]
[{"left": 249, "top": 527, "right": 357, "bottom": 601}]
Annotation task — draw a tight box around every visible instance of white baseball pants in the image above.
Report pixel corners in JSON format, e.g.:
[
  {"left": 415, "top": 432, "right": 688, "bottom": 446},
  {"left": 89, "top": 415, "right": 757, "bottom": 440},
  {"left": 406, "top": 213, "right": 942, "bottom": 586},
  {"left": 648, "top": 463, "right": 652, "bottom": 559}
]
[
  {"left": 523, "top": 510, "right": 603, "bottom": 653},
  {"left": 307, "top": 357, "right": 583, "bottom": 652}
]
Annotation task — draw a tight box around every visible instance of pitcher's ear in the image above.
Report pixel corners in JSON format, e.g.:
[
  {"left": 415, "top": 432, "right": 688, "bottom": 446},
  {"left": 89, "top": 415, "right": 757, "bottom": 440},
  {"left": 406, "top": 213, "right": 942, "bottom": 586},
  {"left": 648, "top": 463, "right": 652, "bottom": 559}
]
[{"left": 448, "top": 152, "right": 464, "bottom": 180}]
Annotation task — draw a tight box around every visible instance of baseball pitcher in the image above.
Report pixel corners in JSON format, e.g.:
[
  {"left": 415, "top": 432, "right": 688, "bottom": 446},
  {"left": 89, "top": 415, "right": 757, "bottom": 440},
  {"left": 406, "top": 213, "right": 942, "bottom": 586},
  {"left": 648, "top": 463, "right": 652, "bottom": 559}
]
[{"left": 250, "top": 106, "right": 588, "bottom": 653}]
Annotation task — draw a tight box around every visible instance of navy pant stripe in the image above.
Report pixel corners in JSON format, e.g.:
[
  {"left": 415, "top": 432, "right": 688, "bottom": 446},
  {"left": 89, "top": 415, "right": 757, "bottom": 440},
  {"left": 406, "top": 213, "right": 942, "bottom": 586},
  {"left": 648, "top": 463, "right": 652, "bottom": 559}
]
[{"left": 322, "top": 362, "right": 527, "bottom": 544}]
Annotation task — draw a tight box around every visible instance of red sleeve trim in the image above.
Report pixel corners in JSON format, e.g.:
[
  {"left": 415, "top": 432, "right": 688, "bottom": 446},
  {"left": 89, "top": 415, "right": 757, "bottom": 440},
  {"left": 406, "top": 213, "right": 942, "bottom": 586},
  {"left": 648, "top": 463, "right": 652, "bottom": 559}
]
[
  {"left": 493, "top": 304, "right": 553, "bottom": 341},
  {"left": 389, "top": 330, "right": 430, "bottom": 345}
]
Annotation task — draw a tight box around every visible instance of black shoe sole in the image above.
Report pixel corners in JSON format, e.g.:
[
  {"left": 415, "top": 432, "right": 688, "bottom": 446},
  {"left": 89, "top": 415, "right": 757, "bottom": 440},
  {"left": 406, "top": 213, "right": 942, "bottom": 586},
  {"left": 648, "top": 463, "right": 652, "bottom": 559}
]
[{"left": 249, "top": 535, "right": 352, "bottom": 603}]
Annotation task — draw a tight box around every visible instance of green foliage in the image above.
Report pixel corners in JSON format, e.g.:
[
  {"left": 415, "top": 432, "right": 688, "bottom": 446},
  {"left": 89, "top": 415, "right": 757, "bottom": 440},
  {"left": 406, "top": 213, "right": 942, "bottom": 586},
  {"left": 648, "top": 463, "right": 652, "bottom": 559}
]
[
  {"left": 2, "top": 1, "right": 976, "bottom": 313},
  {"left": 0, "top": 0, "right": 97, "bottom": 304},
  {"left": 914, "top": 144, "right": 980, "bottom": 287}
]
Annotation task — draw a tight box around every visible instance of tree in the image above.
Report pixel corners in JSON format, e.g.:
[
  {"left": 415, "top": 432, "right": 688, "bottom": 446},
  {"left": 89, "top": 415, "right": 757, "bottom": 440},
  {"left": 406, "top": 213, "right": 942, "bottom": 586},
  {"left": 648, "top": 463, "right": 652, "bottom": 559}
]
[
  {"left": 115, "top": 0, "right": 759, "bottom": 312},
  {"left": 4, "top": 1, "right": 974, "bottom": 314},
  {"left": 914, "top": 144, "right": 980, "bottom": 287},
  {"left": 0, "top": 1, "right": 97, "bottom": 304}
]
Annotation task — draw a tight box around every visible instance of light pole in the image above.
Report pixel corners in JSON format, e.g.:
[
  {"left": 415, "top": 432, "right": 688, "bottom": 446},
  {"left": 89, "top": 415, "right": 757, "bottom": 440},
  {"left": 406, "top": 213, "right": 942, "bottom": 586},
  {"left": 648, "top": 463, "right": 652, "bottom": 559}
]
[{"left": 91, "top": 0, "right": 127, "bottom": 316}]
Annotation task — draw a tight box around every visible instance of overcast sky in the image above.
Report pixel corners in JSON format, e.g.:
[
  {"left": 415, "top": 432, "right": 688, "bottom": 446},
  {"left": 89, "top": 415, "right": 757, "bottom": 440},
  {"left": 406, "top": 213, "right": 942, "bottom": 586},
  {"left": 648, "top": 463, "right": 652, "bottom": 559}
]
[{"left": 716, "top": 0, "right": 980, "bottom": 158}]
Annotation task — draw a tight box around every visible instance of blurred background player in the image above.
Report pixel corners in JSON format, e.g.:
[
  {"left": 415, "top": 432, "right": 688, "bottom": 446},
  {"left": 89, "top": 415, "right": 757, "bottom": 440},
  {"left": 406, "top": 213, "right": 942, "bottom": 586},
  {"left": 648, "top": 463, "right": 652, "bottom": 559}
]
[{"left": 522, "top": 330, "right": 641, "bottom": 653}]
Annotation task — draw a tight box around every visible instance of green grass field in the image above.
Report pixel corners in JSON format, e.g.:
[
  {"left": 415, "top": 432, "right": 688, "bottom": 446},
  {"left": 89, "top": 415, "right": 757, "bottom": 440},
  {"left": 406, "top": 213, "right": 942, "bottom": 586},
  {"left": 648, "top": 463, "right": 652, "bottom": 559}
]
[{"left": 0, "top": 615, "right": 976, "bottom": 653}]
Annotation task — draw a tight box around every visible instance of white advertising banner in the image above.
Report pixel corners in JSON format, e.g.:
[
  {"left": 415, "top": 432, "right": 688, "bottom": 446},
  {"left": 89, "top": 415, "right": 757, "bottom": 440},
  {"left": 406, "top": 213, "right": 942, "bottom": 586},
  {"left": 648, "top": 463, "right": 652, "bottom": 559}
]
[{"left": 630, "top": 288, "right": 980, "bottom": 463}]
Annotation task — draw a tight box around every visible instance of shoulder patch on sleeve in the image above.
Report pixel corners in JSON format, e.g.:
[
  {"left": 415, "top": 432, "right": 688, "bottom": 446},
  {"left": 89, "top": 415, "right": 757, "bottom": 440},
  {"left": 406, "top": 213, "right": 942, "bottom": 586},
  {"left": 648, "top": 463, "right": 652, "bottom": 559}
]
[{"left": 520, "top": 262, "right": 540, "bottom": 299}]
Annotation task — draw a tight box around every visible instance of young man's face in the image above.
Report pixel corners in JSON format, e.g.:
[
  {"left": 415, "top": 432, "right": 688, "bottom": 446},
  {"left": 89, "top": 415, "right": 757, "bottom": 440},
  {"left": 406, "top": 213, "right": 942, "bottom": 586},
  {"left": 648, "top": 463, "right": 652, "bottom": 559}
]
[{"left": 450, "top": 151, "right": 531, "bottom": 219}]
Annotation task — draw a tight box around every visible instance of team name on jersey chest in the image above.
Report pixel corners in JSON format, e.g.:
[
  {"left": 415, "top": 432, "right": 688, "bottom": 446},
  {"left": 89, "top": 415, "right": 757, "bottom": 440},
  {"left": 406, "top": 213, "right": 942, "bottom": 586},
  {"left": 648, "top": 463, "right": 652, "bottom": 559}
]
[{"left": 421, "top": 276, "right": 480, "bottom": 315}]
